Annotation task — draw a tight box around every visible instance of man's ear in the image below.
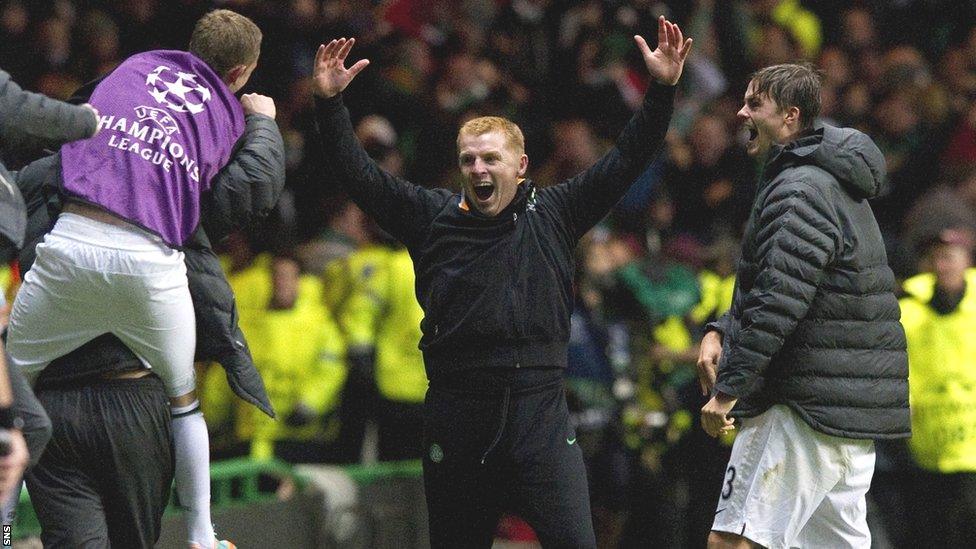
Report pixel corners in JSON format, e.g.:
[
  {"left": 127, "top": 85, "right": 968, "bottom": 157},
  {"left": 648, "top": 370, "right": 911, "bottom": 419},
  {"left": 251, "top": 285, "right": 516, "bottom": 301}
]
[
  {"left": 784, "top": 106, "right": 801, "bottom": 126},
  {"left": 224, "top": 64, "right": 247, "bottom": 87},
  {"left": 518, "top": 154, "right": 528, "bottom": 176}
]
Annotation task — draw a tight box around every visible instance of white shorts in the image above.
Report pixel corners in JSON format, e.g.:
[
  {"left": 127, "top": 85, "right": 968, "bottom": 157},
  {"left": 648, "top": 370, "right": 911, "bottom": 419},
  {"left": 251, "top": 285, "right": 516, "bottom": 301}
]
[
  {"left": 712, "top": 405, "right": 875, "bottom": 549},
  {"left": 6, "top": 213, "right": 196, "bottom": 397}
]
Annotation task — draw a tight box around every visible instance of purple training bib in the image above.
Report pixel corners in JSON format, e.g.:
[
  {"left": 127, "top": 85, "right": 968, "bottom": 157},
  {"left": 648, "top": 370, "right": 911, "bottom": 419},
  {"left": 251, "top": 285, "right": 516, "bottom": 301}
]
[{"left": 61, "top": 50, "right": 244, "bottom": 246}]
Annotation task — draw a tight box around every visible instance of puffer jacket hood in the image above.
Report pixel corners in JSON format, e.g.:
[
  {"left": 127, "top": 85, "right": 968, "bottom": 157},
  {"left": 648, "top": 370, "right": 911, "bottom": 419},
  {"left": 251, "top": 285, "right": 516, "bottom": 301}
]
[{"left": 768, "top": 124, "right": 888, "bottom": 199}]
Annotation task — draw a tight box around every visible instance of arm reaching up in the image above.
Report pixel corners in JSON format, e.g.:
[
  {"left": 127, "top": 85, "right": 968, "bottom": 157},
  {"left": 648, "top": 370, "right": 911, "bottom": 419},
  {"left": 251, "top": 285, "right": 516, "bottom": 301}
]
[
  {"left": 312, "top": 38, "right": 371, "bottom": 98},
  {"left": 541, "top": 16, "right": 692, "bottom": 239},
  {"left": 635, "top": 15, "right": 694, "bottom": 86},
  {"left": 312, "top": 37, "right": 446, "bottom": 249}
]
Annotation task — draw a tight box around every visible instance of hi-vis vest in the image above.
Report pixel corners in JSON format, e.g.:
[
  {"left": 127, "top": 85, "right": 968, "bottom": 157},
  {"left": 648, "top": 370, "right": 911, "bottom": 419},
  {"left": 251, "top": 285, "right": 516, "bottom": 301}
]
[
  {"left": 374, "top": 249, "right": 427, "bottom": 403},
  {"left": 325, "top": 246, "right": 428, "bottom": 403},
  {"left": 690, "top": 270, "right": 735, "bottom": 325},
  {"left": 217, "top": 255, "right": 346, "bottom": 459},
  {"left": 900, "top": 268, "right": 976, "bottom": 472}
]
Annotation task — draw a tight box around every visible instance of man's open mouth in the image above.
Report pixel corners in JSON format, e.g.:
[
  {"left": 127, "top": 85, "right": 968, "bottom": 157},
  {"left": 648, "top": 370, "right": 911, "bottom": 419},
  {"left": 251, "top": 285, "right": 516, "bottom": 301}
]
[
  {"left": 473, "top": 183, "right": 494, "bottom": 200},
  {"left": 747, "top": 126, "right": 758, "bottom": 142}
]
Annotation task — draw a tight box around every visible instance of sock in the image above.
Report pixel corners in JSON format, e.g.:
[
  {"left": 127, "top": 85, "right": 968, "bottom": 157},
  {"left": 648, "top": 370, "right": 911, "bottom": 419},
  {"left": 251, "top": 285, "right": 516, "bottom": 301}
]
[{"left": 172, "top": 401, "right": 215, "bottom": 547}]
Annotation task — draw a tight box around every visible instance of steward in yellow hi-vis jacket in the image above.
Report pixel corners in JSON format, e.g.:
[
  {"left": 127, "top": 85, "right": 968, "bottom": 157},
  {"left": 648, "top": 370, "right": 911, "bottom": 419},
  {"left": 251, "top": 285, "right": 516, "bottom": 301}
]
[
  {"left": 203, "top": 251, "right": 275, "bottom": 452},
  {"left": 226, "top": 253, "right": 273, "bottom": 335},
  {"left": 902, "top": 271, "right": 976, "bottom": 472},
  {"left": 373, "top": 248, "right": 427, "bottom": 459},
  {"left": 327, "top": 243, "right": 428, "bottom": 461},
  {"left": 325, "top": 243, "right": 392, "bottom": 462},
  {"left": 232, "top": 255, "right": 346, "bottom": 462},
  {"left": 898, "top": 230, "right": 976, "bottom": 547}
]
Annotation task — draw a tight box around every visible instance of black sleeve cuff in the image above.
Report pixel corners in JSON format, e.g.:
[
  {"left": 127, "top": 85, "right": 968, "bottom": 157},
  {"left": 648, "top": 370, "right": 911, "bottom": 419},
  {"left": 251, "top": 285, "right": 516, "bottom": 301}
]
[{"left": 314, "top": 93, "right": 344, "bottom": 113}]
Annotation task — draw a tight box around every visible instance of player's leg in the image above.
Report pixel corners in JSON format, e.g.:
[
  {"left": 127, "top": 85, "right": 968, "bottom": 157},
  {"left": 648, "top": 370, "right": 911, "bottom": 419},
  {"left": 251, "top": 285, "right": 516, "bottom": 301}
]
[
  {"left": 109, "top": 250, "right": 221, "bottom": 548},
  {"left": 792, "top": 437, "right": 874, "bottom": 548},
  {"left": 422, "top": 386, "right": 502, "bottom": 548},
  {"left": 710, "top": 405, "right": 844, "bottom": 548},
  {"left": 5, "top": 219, "right": 109, "bottom": 380},
  {"left": 508, "top": 384, "right": 597, "bottom": 548},
  {"left": 98, "top": 376, "right": 174, "bottom": 549},
  {"left": 25, "top": 385, "right": 111, "bottom": 548}
]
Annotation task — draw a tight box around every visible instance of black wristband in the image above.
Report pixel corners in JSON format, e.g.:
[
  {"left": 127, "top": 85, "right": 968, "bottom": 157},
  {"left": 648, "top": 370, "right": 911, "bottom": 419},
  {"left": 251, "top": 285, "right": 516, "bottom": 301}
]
[{"left": 0, "top": 406, "right": 21, "bottom": 430}]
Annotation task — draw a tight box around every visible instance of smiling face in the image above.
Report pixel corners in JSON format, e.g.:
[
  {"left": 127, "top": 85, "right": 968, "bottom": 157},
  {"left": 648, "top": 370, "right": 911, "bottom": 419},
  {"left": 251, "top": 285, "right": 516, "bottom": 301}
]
[
  {"left": 457, "top": 129, "right": 528, "bottom": 217},
  {"left": 737, "top": 80, "right": 800, "bottom": 158}
]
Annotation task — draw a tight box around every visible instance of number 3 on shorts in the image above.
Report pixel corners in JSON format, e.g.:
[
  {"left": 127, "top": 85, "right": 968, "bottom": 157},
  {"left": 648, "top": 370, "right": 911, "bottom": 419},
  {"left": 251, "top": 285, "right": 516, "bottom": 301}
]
[{"left": 721, "top": 465, "right": 736, "bottom": 500}]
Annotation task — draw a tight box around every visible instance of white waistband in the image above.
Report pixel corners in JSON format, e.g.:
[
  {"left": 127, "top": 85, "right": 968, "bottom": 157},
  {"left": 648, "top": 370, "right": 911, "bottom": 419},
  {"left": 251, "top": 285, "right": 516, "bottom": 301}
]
[{"left": 53, "top": 212, "right": 172, "bottom": 252}]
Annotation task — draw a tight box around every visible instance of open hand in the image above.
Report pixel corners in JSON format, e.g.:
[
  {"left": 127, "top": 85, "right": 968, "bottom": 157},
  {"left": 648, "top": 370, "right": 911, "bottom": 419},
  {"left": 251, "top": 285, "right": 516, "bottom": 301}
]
[
  {"left": 634, "top": 15, "right": 693, "bottom": 86},
  {"left": 313, "top": 38, "right": 370, "bottom": 98}
]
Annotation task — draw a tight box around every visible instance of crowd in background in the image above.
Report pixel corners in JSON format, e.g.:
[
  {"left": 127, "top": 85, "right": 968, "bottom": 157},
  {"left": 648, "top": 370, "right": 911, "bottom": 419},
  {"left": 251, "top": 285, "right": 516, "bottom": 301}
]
[{"left": 2, "top": 0, "right": 976, "bottom": 547}]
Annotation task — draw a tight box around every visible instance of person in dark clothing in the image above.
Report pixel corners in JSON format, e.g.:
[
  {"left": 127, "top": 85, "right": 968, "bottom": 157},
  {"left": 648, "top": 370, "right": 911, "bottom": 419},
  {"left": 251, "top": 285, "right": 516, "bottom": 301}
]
[
  {"left": 8, "top": 10, "right": 281, "bottom": 548},
  {"left": 9, "top": 51, "right": 285, "bottom": 548},
  {"left": 696, "top": 63, "right": 910, "bottom": 549},
  {"left": 0, "top": 67, "right": 99, "bottom": 509},
  {"left": 312, "top": 17, "right": 692, "bottom": 548},
  {"left": 25, "top": 338, "right": 173, "bottom": 549}
]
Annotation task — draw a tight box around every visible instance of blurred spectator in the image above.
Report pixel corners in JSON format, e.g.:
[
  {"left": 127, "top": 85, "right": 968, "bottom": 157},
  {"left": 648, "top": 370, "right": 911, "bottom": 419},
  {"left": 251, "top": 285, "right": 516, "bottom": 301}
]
[
  {"left": 0, "top": 0, "right": 32, "bottom": 81},
  {"left": 535, "top": 118, "right": 602, "bottom": 188},
  {"left": 295, "top": 198, "right": 368, "bottom": 276},
  {"left": 751, "top": 0, "right": 822, "bottom": 59},
  {"left": 73, "top": 10, "right": 122, "bottom": 81},
  {"left": 323, "top": 234, "right": 391, "bottom": 463},
  {"left": 232, "top": 255, "right": 346, "bottom": 463},
  {"left": 371, "top": 248, "right": 427, "bottom": 461},
  {"left": 899, "top": 227, "right": 976, "bottom": 548},
  {"left": 488, "top": 0, "right": 556, "bottom": 89},
  {"left": 664, "top": 112, "right": 754, "bottom": 240}
]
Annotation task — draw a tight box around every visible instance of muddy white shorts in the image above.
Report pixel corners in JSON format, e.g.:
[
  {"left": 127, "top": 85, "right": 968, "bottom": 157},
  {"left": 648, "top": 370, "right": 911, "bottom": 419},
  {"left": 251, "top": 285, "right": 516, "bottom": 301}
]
[
  {"left": 711, "top": 405, "right": 875, "bottom": 549},
  {"left": 6, "top": 213, "right": 196, "bottom": 397}
]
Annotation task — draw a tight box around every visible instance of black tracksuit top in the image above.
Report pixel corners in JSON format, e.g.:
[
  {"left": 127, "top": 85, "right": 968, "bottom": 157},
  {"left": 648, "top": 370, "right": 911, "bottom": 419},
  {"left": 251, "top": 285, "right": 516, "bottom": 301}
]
[{"left": 315, "top": 83, "right": 675, "bottom": 381}]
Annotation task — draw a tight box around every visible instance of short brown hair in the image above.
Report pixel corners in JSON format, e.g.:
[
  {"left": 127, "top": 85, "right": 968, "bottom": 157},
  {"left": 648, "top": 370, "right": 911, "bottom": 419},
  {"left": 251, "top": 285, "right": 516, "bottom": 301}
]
[
  {"left": 457, "top": 117, "right": 525, "bottom": 155},
  {"left": 750, "top": 62, "right": 823, "bottom": 129},
  {"left": 188, "top": 9, "right": 262, "bottom": 77}
]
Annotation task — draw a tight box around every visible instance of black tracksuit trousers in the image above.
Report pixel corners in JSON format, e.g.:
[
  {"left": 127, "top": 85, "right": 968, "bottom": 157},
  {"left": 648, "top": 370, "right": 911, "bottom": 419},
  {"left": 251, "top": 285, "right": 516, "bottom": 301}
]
[
  {"left": 25, "top": 375, "right": 173, "bottom": 549},
  {"left": 422, "top": 368, "right": 596, "bottom": 548}
]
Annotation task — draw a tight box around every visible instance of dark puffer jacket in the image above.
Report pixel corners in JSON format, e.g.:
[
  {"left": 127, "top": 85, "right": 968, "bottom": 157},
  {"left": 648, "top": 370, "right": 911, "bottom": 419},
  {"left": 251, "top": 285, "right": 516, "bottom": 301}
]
[{"left": 711, "top": 124, "right": 910, "bottom": 439}]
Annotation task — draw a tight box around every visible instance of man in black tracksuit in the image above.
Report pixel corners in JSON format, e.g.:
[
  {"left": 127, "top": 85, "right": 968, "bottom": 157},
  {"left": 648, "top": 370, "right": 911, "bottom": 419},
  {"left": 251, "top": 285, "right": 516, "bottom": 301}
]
[{"left": 312, "top": 18, "right": 692, "bottom": 548}]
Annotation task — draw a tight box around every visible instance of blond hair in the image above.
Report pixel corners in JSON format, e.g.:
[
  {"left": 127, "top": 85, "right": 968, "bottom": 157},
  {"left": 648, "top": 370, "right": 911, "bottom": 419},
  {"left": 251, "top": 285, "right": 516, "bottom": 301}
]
[
  {"left": 457, "top": 116, "right": 525, "bottom": 155},
  {"left": 188, "top": 9, "right": 262, "bottom": 77}
]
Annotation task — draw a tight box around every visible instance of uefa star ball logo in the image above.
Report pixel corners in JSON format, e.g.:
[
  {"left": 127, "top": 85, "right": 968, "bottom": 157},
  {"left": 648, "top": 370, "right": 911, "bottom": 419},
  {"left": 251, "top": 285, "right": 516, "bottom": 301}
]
[{"left": 145, "top": 65, "right": 212, "bottom": 115}]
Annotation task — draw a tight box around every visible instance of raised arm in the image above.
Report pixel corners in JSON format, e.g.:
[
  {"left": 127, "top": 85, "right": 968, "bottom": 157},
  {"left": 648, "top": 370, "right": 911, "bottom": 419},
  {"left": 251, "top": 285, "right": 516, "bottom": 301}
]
[
  {"left": 543, "top": 16, "right": 692, "bottom": 240},
  {"left": 0, "top": 69, "right": 98, "bottom": 155},
  {"left": 312, "top": 38, "right": 445, "bottom": 249}
]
